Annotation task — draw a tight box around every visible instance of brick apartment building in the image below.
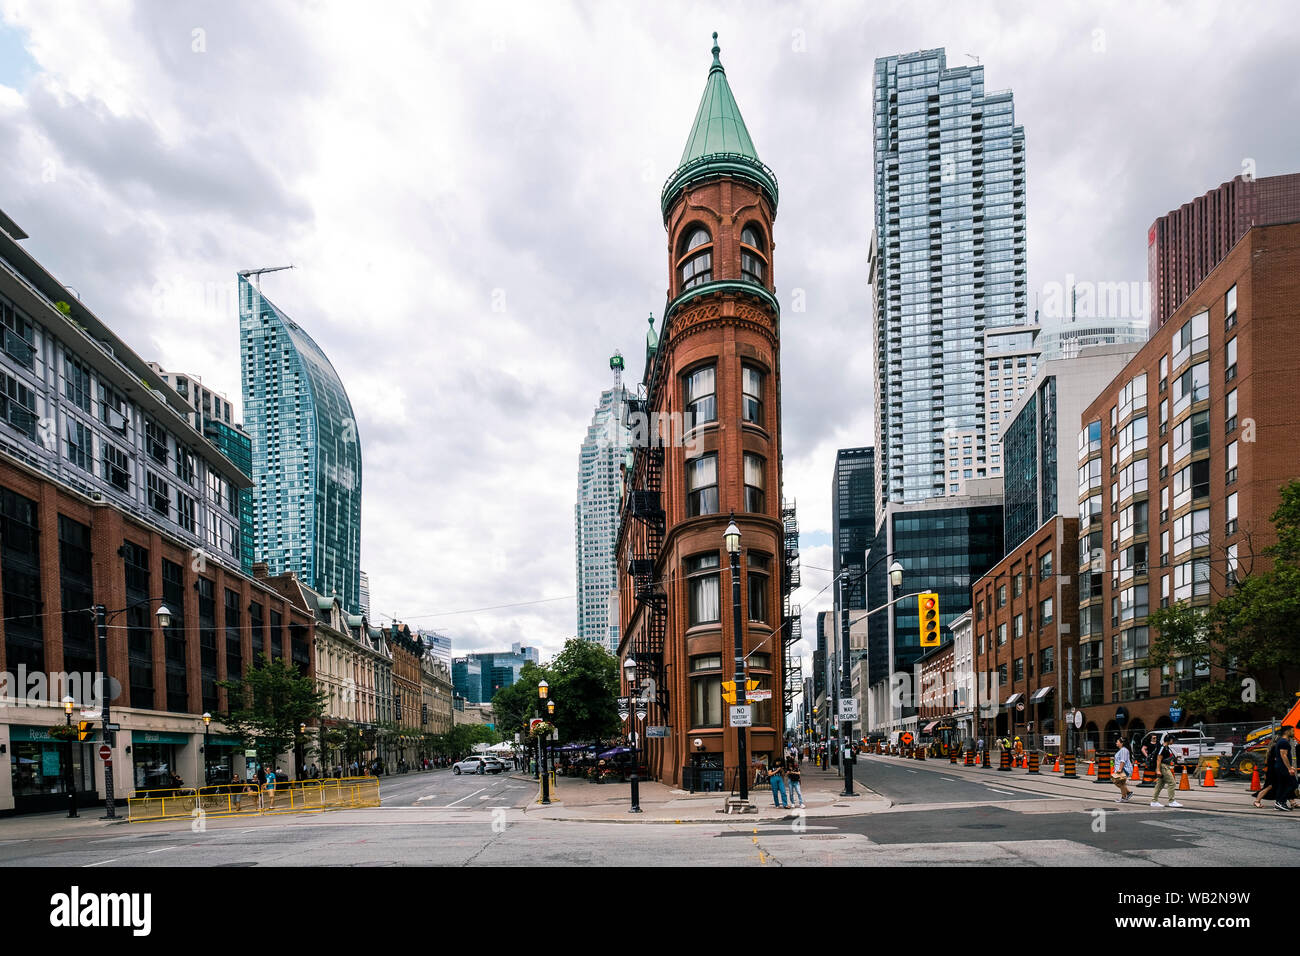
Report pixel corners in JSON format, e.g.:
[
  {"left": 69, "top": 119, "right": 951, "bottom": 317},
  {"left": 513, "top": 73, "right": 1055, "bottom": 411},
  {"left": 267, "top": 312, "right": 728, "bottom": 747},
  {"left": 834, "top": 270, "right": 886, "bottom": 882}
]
[
  {"left": 616, "top": 36, "right": 787, "bottom": 785},
  {"left": 972, "top": 515, "right": 1079, "bottom": 745},
  {"left": 1080, "top": 221, "right": 1300, "bottom": 742}
]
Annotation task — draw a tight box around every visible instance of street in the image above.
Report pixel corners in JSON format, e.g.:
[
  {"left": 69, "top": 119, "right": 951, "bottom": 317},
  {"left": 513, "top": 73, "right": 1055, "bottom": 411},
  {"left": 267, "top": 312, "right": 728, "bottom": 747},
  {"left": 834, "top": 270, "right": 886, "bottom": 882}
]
[{"left": 2, "top": 764, "right": 1298, "bottom": 867}]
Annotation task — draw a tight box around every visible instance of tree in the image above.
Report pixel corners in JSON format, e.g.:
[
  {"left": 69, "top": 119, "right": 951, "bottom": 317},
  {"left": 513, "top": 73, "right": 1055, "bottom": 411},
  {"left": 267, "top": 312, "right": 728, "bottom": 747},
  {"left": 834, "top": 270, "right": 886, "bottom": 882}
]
[
  {"left": 547, "top": 639, "right": 620, "bottom": 743},
  {"left": 491, "top": 660, "right": 553, "bottom": 741},
  {"left": 218, "top": 655, "right": 326, "bottom": 772},
  {"left": 1148, "top": 480, "right": 1300, "bottom": 718}
]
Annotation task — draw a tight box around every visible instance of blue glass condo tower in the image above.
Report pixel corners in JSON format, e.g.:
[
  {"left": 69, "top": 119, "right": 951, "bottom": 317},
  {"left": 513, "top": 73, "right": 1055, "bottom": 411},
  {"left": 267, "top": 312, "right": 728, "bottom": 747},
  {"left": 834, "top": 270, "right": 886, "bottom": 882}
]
[{"left": 239, "top": 275, "right": 363, "bottom": 613}]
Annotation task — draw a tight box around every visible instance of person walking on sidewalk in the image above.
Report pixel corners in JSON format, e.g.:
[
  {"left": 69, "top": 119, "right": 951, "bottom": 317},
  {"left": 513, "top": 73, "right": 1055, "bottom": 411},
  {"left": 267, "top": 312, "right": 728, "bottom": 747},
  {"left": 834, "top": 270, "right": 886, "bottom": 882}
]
[
  {"left": 1113, "top": 736, "right": 1134, "bottom": 803},
  {"left": 762, "top": 758, "right": 790, "bottom": 809},
  {"left": 1150, "top": 734, "right": 1183, "bottom": 808},
  {"left": 785, "top": 756, "right": 804, "bottom": 808},
  {"left": 1256, "top": 726, "right": 1297, "bottom": 810}
]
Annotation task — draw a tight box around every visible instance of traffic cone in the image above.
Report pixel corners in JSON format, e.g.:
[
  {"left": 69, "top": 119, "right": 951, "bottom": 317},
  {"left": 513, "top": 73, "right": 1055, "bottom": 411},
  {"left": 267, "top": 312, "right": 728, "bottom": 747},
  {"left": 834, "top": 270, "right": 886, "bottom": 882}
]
[
  {"left": 1250, "top": 768, "right": 1261, "bottom": 793},
  {"left": 1178, "top": 766, "right": 1190, "bottom": 791},
  {"left": 1052, "top": 756, "right": 1061, "bottom": 772},
  {"left": 1131, "top": 762, "right": 1141, "bottom": 782},
  {"left": 1087, "top": 759, "right": 1095, "bottom": 776},
  {"left": 1201, "top": 765, "right": 1217, "bottom": 787}
]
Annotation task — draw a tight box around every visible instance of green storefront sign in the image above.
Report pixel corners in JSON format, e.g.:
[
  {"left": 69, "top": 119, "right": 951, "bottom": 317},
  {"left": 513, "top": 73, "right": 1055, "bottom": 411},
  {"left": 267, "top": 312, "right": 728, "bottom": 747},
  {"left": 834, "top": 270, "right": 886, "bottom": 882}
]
[
  {"left": 8, "top": 726, "right": 98, "bottom": 743},
  {"left": 132, "top": 731, "right": 191, "bottom": 745}
]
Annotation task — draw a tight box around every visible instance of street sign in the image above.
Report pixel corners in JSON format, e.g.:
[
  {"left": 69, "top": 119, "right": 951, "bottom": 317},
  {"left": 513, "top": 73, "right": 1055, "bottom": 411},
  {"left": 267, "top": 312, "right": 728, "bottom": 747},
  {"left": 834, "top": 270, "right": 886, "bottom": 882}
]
[
  {"left": 618, "top": 710, "right": 630, "bottom": 722},
  {"left": 747, "top": 689, "right": 772, "bottom": 701},
  {"left": 838, "top": 699, "right": 858, "bottom": 719},
  {"left": 98, "top": 744, "right": 111, "bottom": 761},
  {"left": 635, "top": 707, "right": 647, "bottom": 721},
  {"left": 514, "top": 733, "right": 521, "bottom": 743},
  {"left": 1015, "top": 701, "right": 1025, "bottom": 712},
  {"left": 900, "top": 731, "right": 914, "bottom": 745},
  {"left": 1115, "top": 706, "right": 1129, "bottom": 725},
  {"left": 617, "top": 696, "right": 632, "bottom": 709},
  {"left": 646, "top": 726, "right": 669, "bottom": 738},
  {"left": 1073, "top": 711, "right": 1084, "bottom": 729},
  {"left": 1170, "top": 699, "right": 1183, "bottom": 722},
  {"left": 104, "top": 722, "right": 120, "bottom": 732},
  {"left": 1043, "top": 735, "right": 1061, "bottom": 747},
  {"left": 244, "top": 749, "right": 257, "bottom": 758},
  {"left": 729, "top": 705, "right": 752, "bottom": 727}
]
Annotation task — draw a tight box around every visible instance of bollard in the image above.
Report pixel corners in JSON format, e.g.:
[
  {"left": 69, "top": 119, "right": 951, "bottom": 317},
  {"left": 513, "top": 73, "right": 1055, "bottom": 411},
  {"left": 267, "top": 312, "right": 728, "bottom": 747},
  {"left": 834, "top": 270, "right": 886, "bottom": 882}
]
[
  {"left": 1027, "top": 751, "right": 1040, "bottom": 774},
  {"left": 1063, "top": 754, "right": 1077, "bottom": 778},
  {"left": 982, "top": 749, "right": 991, "bottom": 769},
  {"left": 950, "top": 749, "right": 958, "bottom": 765},
  {"left": 1094, "top": 753, "right": 1113, "bottom": 784},
  {"left": 965, "top": 749, "right": 975, "bottom": 767}
]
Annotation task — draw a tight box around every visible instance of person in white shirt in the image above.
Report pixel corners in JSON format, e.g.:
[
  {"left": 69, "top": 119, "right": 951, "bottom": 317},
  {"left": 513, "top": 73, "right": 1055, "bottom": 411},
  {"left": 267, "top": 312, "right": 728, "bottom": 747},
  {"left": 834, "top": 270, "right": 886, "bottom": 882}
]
[{"left": 1113, "top": 736, "right": 1134, "bottom": 803}]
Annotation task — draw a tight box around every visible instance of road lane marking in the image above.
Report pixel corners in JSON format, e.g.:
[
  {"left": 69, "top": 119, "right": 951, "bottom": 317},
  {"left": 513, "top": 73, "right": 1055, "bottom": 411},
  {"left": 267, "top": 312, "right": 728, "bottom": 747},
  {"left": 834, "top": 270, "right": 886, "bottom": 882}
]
[
  {"left": 985, "top": 787, "right": 1016, "bottom": 795},
  {"left": 446, "top": 787, "right": 487, "bottom": 807},
  {"left": 904, "top": 769, "right": 918, "bottom": 774},
  {"left": 146, "top": 846, "right": 178, "bottom": 854},
  {"left": 940, "top": 776, "right": 960, "bottom": 782},
  {"left": 83, "top": 858, "right": 119, "bottom": 867}
]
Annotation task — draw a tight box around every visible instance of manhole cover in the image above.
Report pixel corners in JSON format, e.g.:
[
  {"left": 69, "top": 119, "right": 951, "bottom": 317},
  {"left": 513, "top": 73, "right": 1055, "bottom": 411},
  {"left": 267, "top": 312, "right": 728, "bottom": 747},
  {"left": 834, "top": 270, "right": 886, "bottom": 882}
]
[{"left": 800, "top": 834, "right": 847, "bottom": 841}]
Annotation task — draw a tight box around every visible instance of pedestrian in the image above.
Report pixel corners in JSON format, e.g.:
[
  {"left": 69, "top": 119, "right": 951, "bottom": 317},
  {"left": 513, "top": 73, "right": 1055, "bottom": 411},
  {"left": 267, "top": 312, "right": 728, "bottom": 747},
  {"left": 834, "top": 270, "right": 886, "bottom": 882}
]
[
  {"left": 1149, "top": 734, "right": 1183, "bottom": 808},
  {"left": 785, "top": 755, "right": 804, "bottom": 809},
  {"left": 264, "top": 767, "right": 278, "bottom": 810},
  {"left": 766, "top": 757, "right": 790, "bottom": 809},
  {"left": 1256, "top": 727, "right": 1296, "bottom": 811},
  {"left": 1112, "top": 735, "right": 1134, "bottom": 803}
]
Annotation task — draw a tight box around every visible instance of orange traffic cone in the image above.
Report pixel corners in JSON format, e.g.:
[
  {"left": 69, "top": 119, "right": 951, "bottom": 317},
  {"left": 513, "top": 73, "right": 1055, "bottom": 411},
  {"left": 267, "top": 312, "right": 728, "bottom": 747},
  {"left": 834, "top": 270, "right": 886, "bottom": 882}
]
[
  {"left": 1202, "top": 765, "right": 1217, "bottom": 787},
  {"left": 1087, "top": 759, "right": 1095, "bottom": 776},
  {"left": 1052, "top": 756, "right": 1061, "bottom": 772},
  {"left": 1178, "top": 766, "right": 1190, "bottom": 791},
  {"left": 1131, "top": 762, "right": 1141, "bottom": 782},
  {"left": 1250, "top": 768, "right": 1262, "bottom": 793}
]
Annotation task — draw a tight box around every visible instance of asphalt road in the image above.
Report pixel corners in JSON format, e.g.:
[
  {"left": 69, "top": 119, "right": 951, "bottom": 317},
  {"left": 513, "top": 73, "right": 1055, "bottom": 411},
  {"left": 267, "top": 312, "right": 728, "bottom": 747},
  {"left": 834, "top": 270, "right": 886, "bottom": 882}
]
[{"left": 378, "top": 767, "right": 534, "bottom": 808}]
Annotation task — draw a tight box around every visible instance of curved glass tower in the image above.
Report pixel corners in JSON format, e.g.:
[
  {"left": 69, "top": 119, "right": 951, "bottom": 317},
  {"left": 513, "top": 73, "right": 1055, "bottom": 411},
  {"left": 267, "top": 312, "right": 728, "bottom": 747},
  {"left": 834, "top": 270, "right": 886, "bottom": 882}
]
[{"left": 239, "top": 275, "right": 362, "bottom": 612}]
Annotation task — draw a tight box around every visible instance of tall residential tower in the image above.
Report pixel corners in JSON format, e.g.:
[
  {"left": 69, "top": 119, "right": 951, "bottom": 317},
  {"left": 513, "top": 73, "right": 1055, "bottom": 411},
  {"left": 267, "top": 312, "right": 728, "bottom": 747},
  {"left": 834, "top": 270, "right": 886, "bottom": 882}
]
[
  {"left": 239, "top": 276, "right": 363, "bottom": 612},
  {"left": 870, "top": 49, "right": 1028, "bottom": 516}
]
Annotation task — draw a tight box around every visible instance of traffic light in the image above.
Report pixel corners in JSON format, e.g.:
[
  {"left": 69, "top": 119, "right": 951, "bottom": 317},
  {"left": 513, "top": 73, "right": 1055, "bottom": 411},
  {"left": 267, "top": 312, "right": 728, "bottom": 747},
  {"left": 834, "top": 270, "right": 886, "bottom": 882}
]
[
  {"left": 918, "top": 592, "right": 941, "bottom": 647},
  {"left": 722, "top": 680, "right": 737, "bottom": 705},
  {"left": 77, "top": 720, "right": 93, "bottom": 742}
]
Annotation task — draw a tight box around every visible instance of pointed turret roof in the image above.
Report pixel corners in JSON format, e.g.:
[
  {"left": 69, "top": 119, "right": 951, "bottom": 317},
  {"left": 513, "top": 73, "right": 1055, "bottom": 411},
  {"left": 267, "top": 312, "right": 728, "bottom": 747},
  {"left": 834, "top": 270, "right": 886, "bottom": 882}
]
[
  {"left": 661, "top": 33, "right": 778, "bottom": 218},
  {"left": 678, "top": 33, "right": 760, "bottom": 165}
]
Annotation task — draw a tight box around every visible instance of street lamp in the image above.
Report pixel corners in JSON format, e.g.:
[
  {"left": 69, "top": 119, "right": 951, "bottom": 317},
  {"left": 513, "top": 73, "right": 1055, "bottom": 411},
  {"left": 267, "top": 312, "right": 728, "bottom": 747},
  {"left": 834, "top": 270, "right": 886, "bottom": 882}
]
[
  {"left": 724, "top": 515, "right": 748, "bottom": 804},
  {"left": 90, "top": 601, "right": 171, "bottom": 819},
  {"left": 62, "top": 696, "right": 78, "bottom": 818},
  {"left": 537, "top": 681, "right": 551, "bottom": 805},
  {"left": 298, "top": 722, "right": 306, "bottom": 780},
  {"left": 622, "top": 655, "right": 642, "bottom": 813},
  {"left": 202, "top": 712, "right": 212, "bottom": 786}
]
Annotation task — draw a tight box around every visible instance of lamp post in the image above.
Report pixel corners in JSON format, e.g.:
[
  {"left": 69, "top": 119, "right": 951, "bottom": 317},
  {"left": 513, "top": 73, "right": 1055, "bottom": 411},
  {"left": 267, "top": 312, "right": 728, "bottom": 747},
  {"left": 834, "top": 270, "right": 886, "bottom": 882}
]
[
  {"left": 62, "top": 696, "right": 78, "bottom": 818},
  {"left": 724, "top": 515, "right": 748, "bottom": 803},
  {"left": 622, "top": 656, "right": 642, "bottom": 813},
  {"left": 202, "top": 712, "right": 212, "bottom": 785},
  {"left": 297, "top": 722, "right": 306, "bottom": 780},
  {"left": 91, "top": 601, "right": 171, "bottom": 819},
  {"left": 537, "top": 680, "right": 550, "bottom": 805}
]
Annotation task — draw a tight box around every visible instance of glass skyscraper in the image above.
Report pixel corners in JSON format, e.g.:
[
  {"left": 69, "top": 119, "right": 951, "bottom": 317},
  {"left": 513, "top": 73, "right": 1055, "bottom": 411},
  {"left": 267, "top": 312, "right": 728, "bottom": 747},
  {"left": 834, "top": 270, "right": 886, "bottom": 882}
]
[
  {"left": 832, "top": 447, "right": 875, "bottom": 610},
  {"left": 870, "top": 48, "right": 1028, "bottom": 515},
  {"left": 239, "top": 275, "right": 363, "bottom": 613},
  {"left": 575, "top": 366, "right": 629, "bottom": 653}
]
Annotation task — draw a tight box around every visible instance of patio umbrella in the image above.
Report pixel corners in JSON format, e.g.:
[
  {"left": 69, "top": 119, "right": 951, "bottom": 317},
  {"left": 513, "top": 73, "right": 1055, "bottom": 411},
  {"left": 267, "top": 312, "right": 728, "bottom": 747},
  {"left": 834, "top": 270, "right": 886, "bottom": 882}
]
[{"left": 597, "top": 747, "right": 632, "bottom": 759}]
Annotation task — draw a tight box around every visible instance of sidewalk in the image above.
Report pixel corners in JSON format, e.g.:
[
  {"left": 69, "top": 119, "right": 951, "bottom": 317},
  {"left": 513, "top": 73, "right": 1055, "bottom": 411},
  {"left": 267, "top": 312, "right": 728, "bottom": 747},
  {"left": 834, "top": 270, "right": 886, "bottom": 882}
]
[
  {"left": 860, "top": 751, "right": 1275, "bottom": 816},
  {"left": 516, "top": 758, "right": 890, "bottom": 823}
]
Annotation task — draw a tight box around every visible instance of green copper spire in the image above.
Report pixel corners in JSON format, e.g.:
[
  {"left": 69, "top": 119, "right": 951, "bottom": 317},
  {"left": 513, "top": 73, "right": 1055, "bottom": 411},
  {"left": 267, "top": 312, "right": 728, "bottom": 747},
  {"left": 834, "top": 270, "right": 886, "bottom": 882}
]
[
  {"left": 662, "top": 32, "right": 778, "bottom": 217},
  {"left": 678, "top": 32, "right": 760, "bottom": 166}
]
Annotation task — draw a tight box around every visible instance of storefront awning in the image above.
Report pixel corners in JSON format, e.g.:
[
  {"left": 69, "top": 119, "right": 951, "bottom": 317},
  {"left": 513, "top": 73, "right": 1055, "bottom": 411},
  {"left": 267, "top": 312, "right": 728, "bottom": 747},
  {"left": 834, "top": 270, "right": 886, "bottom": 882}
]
[
  {"left": 1003, "top": 693, "right": 1023, "bottom": 708},
  {"left": 922, "top": 721, "right": 938, "bottom": 733},
  {"left": 1031, "top": 686, "right": 1054, "bottom": 702}
]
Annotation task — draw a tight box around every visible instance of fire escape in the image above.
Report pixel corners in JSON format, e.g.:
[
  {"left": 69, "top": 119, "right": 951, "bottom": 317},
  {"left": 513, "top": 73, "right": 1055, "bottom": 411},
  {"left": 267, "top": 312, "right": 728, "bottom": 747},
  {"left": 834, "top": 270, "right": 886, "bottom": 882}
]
[
  {"left": 624, "top": 397, "right": 668, "bottom": 725},
  {"left": 781, "top": 498, "right": 801, "bottom": 720}
]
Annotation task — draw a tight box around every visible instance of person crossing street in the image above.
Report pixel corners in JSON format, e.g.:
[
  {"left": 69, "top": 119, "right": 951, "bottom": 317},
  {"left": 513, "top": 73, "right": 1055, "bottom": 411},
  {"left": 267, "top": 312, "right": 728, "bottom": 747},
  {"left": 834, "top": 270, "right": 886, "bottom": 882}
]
[{"left": 1149, "top": 734, "right": 1183, "bottom": 808}]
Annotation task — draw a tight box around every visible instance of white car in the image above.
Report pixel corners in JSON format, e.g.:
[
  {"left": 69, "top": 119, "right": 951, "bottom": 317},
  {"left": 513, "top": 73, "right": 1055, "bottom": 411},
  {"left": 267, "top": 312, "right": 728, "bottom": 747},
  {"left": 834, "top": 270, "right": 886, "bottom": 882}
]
[{"left": 452, "top": 756, "right": 504, "bottom": 775}]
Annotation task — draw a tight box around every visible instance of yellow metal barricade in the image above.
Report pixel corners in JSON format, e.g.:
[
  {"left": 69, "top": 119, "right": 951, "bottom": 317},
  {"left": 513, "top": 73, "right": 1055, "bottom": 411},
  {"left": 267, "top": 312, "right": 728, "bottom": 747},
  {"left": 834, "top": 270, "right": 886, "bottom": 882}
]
[{"left": 127, "top": 776, "right": 380, "bottom": 822}]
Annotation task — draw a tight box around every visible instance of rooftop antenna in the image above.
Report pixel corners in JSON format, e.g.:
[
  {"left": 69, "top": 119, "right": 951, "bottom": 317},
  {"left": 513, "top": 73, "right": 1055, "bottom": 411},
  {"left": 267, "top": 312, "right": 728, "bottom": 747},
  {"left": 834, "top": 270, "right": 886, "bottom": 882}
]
[
  {"left": 238, "top": 264, "right": 295, "bottom": 290},
  {"left": 965, "top": 53, "right": 980, "bottom": 66}
]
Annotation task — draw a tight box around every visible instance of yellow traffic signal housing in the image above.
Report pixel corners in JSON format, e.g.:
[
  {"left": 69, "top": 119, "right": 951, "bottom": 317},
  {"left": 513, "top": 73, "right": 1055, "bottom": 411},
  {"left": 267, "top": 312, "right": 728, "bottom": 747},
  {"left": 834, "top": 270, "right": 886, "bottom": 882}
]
[
  {"left": 77, "top": 720, "right": 93, "bottom": 742},
  {"left": 722, "top": 680, "right": 736, "bottom": 705},
  {"left": 918, "top": 592, "right": 941, "bottom": 647}
]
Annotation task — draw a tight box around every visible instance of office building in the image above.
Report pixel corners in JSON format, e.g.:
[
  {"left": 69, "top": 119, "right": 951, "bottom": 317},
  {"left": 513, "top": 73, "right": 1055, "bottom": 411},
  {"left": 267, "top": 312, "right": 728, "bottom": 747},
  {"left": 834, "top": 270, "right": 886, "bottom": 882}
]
[
  {"left": 419, "top": 630, "right": 452, "bottom": 668},
  {"left": 1038, "top": 319, "right": 1147, "bottom": 361},
  {"left": 239, "top": 275, "right": 363, "bottom": 613},
  {"left": 358, "top": 570, "right": 370, "bottom": 618},
  {"left": 870, "top": 48, "right": 1028, "bottom": 515},
  {"left": 832, "top": 447, "right": 874, "bottom": 609},
  {"left": 616, "top": 34, "right": 787, "bottom": 784},
  {"left": 575, "top": 366, "right": 629, "bottom": 652},
  {"left": 1147, "top": 172, "right": 1300, "bottom": 332}
]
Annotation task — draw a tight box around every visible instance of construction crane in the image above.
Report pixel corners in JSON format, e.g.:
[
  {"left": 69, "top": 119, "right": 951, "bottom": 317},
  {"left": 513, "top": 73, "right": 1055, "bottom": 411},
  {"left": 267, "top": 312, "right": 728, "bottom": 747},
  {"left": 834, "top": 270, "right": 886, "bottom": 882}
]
[{"left": 237, "top": 264, "right": 295, "bottom": 289}]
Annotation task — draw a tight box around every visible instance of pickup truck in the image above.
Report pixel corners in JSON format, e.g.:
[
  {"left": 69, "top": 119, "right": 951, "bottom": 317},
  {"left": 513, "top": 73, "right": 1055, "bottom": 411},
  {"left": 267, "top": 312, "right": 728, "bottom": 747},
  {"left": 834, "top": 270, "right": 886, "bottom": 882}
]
[{"left": 1159, "top": 731, "right": 1233, "bottom": 766}]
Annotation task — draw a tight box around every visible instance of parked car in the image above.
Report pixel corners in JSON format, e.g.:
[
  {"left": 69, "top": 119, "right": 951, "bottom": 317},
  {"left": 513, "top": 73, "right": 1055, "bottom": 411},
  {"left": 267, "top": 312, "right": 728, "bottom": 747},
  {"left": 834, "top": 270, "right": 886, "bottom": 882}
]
[{"left": 452, "top": 755, "right": 504, "bottom": 775}]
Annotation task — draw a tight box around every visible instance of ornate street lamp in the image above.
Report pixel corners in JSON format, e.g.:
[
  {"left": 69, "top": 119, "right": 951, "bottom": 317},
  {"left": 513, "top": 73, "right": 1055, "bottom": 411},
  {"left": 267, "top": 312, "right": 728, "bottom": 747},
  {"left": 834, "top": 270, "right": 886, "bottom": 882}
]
[
  {"left": 622, "top": 655, "right": 642, "bottom": 812},
  {"left": 202, "top": 712, "right": 212, "bottom": 785},
  {"left": 724, "top": 515, "right": 748, "bottom": 804},
  {"left": 62, "top": 696, "right": 78, "bottom": 818}
]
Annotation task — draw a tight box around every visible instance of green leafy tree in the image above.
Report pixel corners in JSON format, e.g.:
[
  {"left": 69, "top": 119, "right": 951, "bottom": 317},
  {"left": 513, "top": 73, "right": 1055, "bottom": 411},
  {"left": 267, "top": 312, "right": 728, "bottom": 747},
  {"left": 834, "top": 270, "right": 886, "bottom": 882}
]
[
  {"left": 492, "top": 660, "right": 554, "bottom": 740},
  {"left": 548, "top": 638, "right": 620, "bottom": 743},
  {"left": 218, "top": 655, "right": 326, "bottom": 771},
  {"left": 1148, "top": 480, "right": 1300, "bottom": 718}
]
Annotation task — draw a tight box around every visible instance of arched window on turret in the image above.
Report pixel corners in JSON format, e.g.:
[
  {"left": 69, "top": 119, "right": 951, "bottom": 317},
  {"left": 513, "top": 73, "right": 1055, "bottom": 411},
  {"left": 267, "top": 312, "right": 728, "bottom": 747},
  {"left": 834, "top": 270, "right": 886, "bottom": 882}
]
[
  {"left": 678, "top": 226, "right": 713, "bottom": 291},
  {"left": 740, "top": 223, "right": 766, "bottom": 286}
]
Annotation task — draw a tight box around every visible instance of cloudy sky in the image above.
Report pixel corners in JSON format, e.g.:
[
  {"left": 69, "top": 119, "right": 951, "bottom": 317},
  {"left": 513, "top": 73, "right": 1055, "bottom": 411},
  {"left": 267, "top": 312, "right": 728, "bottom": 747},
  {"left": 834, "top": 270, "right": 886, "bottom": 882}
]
[{"left": 1, "top": 0, "right": 1297, "bottom": 675}]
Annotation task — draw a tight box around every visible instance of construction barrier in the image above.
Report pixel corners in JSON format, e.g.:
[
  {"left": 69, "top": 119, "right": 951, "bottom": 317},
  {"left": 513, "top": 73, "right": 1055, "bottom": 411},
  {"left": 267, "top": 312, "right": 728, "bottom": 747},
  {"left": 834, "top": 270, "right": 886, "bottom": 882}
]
[
  {"left": 1139, "top": 767, "right": 1157, "bottom": 788},
  {"left": 1026, "top": 752, "right": 1040, "bottom": 774},
  {"left": 981, "top": 749, "right": 991, "bottom": 769},
  {"left": 127, "top": 776, "right": 381, "bottom": 823},
  {"left": 964, "top": 750, "right": 975, "bottom": 767},
  {"left": 1062, "top": 754, "right": 1077, "bottom": 778},
  {"left": 1094, "top": 753, "right": 1113, "bottom": 783},
  {"left": 997, "top": 750, "right": 1012, "bottom": 772},
  {"left": 949, "top": 749, "right": 958, "bottom": 764},
  {"left": 916, "top": 748, "right": 926, "bottom": 761}
]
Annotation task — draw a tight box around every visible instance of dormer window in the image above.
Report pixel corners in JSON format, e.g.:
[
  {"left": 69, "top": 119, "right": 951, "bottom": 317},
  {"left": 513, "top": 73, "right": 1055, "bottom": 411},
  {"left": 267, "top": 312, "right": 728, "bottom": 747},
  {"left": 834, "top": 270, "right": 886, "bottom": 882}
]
[
  {"left": 679, "top": 226, "right": 713, "bottom": 291},
  {"left": 740, "top": 224, "right": 766, "bottom": 285}
]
